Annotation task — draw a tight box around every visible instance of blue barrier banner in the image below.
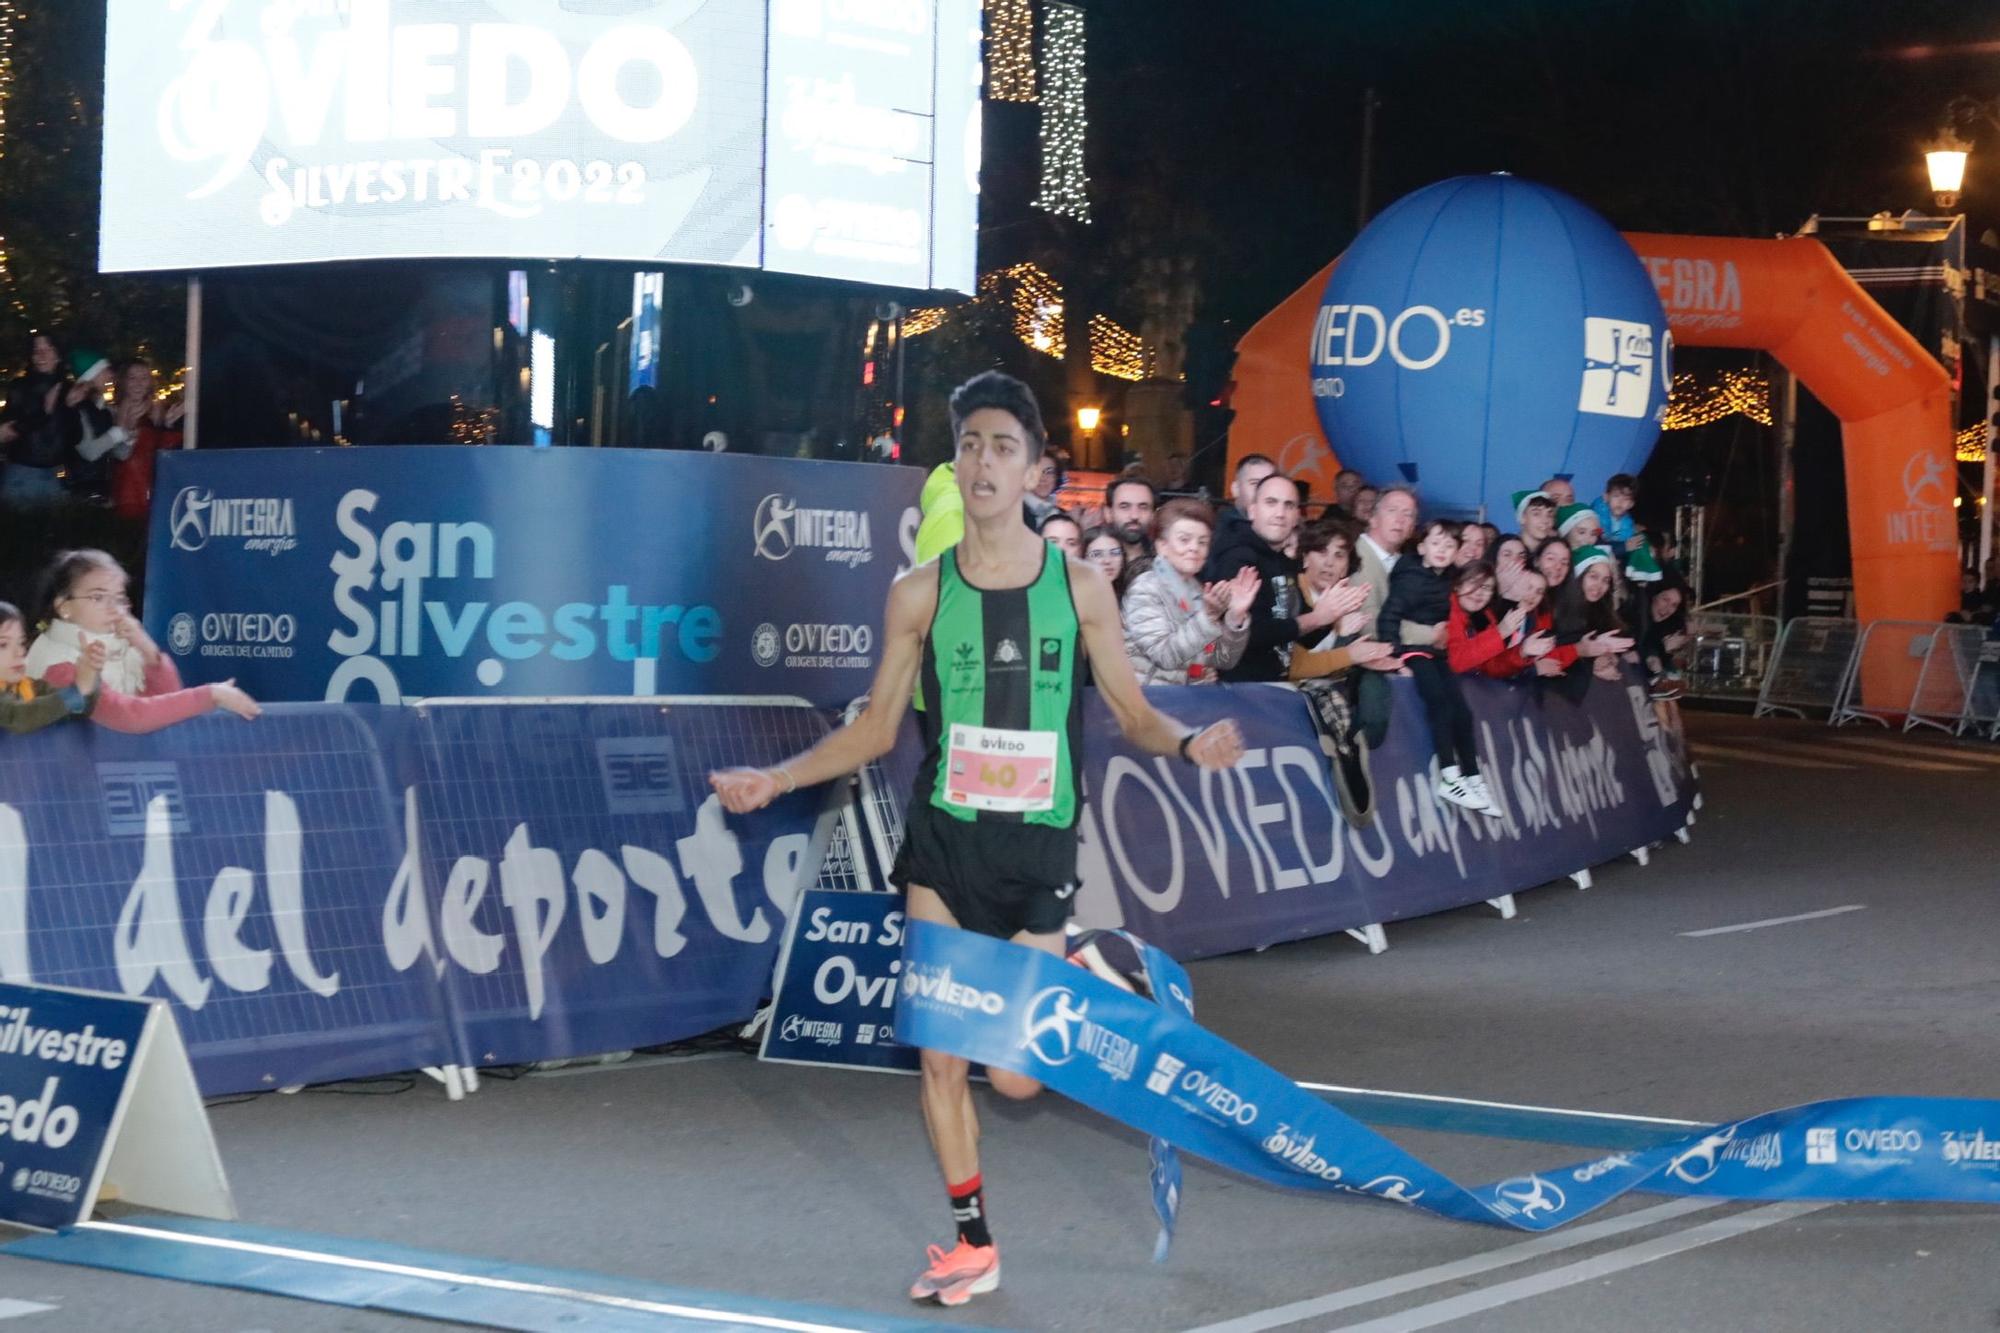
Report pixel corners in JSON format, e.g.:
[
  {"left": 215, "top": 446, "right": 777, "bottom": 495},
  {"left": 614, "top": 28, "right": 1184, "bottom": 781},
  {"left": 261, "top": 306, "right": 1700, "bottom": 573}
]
[
  {"left": 0, "top": 708, "right": 454, "bottom": 1095},
  {"left": 0, "top": 702, "right": 837, "bottom": 1093},
  {"left": 898, "top": 923, "right": 2000, "bottom": 1233},
  {"left": 398, "top": 701, "right": 837, "bottom": 1069},
  {"left": 144, "top": 448, "right": 925, "bottom": 706},
  {"left": 1074, "top": 676, "right": 1694, "bottom": 959},
  {"left": 0, "top": 983, "right": 151, "bottom": 1229},
  {"left": 760, "top": 890, "right": 916, "bottom": 1073}
]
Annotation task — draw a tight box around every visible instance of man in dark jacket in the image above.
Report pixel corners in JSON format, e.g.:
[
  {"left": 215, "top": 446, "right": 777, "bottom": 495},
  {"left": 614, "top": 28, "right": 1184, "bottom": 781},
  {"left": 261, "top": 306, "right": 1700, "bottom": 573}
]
[{"left": 1207, "top": 473, "right": 1345, "bottom": 681}]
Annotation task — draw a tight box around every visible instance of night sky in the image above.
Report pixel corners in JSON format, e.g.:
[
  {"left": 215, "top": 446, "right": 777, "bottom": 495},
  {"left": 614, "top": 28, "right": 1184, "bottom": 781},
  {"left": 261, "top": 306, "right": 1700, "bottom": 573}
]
[{"left": 1069, "top": 0, "right": 2000, "bottom": 327}]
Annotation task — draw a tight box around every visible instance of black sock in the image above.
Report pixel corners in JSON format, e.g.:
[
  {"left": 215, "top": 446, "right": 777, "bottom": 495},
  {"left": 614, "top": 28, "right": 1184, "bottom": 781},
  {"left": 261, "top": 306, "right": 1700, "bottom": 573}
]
[{"left": 949, "top": 1174, "right": 992, "bottom": 1248}]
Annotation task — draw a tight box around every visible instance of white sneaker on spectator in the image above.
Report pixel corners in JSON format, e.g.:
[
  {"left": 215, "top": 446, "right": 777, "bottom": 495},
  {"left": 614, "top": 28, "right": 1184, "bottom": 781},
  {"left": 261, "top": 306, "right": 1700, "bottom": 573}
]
[
  {"left": 1435, "top": 767, "right": 1484, "bottom": 813},
  {"left": 1463, "top": 771, "right": 1501, "bottom": 816}
]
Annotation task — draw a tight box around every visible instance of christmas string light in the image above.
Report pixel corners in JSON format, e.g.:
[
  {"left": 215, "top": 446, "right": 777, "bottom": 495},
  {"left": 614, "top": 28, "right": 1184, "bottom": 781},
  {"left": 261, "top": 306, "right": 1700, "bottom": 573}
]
[
  {"left": 995, "top": 262, "right": 1067, "bottom": 357},
  {"left": 1957, "top": 422, "right": 1988, "bottom": 464},
  {"left": 1033, "top": 2, "right": 1090, "bottom": 222},
  {"left": 985, "top": 0, "right": 1036, "bottom": 102},
  {"left": 1661, "top": 368, "right": 1771, "bottom": 430},
  {"left": 0, "top": 0, "right": 16, "bottom": 161},
  {"left": 1089, "top": 313, "right": 1147, "bottom": 380},
  {"left": 902, "top": 306, "right": 947, "bottom": 337}
]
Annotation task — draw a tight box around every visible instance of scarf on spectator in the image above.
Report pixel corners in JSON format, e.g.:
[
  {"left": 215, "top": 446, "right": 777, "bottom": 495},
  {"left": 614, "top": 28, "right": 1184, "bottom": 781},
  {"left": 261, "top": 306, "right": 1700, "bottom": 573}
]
[{"left": 26, "top": 617, "right": 148, "bottom": 694}]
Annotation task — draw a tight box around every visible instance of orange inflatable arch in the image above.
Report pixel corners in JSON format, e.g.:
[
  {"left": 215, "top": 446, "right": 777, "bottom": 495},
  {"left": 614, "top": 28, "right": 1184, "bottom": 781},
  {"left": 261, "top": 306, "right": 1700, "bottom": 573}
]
[{"left": 1230, "top": 234, "right": 1959, "bottom": 628}]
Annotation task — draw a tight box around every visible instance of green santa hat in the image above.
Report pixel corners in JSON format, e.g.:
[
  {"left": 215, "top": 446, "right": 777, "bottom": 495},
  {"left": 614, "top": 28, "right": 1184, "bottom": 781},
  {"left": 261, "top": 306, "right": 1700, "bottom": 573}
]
[
  {"left": 1556, "top": 503, "right": 1601, "bottom": 538},
  {"left": 1625, "top": 540, "right": 1664, "bottom": 582},
  {"left": 1511, "top": 489, "right": 1552, "bottom": 523},
  {"left": 1571, "top": 544, "right": 1617, "bottom": 576},
  {"left": 68, "top": 348, "right": 111, "bottom": 383}
]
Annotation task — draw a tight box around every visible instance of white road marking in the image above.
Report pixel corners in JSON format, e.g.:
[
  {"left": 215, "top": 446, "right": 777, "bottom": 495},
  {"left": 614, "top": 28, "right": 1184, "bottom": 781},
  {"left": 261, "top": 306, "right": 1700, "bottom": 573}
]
[
  {"left": 0, "top": 1302, "right": 55, "bottom": 1321},
  {"left": 1179, "top": 1199, "right": 1724, "bottom": 1333},
  {"left": 1330, "top": 1202, "right": 1832, "bottom": 1331},
  {"left": 1823, "top": 733, "right": 2000, "bottom": 766},
  {"left": 1679, "top": 904, "right": 1867, "bottom": 938},
  {"left": 1687, "top": 742, "right": 1851, "bottom": 770},
  {"left": 1295, "top": 1082, "right": 1703, "bottom": 1128},
  {"left": 72, "top": 1222, "right": 870, "bottom": 1333}
]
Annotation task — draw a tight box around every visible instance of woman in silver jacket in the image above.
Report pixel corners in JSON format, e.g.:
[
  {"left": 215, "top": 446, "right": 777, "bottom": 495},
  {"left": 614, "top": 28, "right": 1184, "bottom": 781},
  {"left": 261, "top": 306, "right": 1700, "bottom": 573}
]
[{"left": 1122, "top": 498, "right": 1260, "bottom": 685}]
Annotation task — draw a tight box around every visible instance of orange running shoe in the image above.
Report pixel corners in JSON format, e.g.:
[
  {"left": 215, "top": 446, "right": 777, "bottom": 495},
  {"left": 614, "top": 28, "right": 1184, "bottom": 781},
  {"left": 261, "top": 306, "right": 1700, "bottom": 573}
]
[{"left": 908, "top": 1239, "right": 1000, "bottom": 1306}]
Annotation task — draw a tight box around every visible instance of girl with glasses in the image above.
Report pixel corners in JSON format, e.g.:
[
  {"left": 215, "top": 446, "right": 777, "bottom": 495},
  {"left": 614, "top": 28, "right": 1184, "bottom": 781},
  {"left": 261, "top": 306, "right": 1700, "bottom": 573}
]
[{"left": 25, "top": 548, "right": 262, "bottom": 731}]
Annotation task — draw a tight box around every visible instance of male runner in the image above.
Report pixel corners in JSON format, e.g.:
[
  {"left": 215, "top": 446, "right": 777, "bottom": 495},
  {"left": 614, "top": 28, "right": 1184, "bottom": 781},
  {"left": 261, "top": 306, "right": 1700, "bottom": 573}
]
[{"left": 710, "top": 370, "right": 1244, "bottom": 1307}]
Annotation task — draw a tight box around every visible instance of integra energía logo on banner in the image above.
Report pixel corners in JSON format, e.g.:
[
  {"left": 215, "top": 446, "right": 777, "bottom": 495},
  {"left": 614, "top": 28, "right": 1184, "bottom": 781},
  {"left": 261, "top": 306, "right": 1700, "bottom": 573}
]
[
  {"left": 168, "top": 487, "right": 297, "bottom": 556},
  {"left": 751, "top": 622, "right": 875, "bottom": 671},
  {"left": 326, "top": 489, "right": 721, "bottom": 703},
  {"left": 167, "top": 611, "right": 298, "bottom": 661},
  {"left": 1020, "top": 986, "right": 1138, "bottom": 1081},
  {"left": 779, "top": 1014, "right": 842, "bottom": 1047},
  {"left": 753, "top": 494, "right": 874, "bottom": 566},
  {"left": 1491, "top": 1174, "right": 1568, "bottom": 1221},
  {"left": 1887, "top": 451, "right": 1955, "bottom": 550}
]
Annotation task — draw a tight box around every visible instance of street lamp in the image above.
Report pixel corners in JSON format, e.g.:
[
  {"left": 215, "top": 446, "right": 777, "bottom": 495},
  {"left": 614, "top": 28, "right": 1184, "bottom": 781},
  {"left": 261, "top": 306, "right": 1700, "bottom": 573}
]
[
  {"left": 1075, "top": 406, "right": 1101, "bottom": 467},
  {"left": 1927, "top": 144, "right": 1969, "bottom": 211}
]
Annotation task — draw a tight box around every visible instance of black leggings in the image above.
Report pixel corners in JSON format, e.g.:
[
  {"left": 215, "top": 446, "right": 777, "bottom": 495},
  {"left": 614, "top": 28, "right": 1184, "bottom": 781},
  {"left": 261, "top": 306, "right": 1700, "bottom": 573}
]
[{"left": 1406, "top": 655, "right": 1479, "bottom": 775}]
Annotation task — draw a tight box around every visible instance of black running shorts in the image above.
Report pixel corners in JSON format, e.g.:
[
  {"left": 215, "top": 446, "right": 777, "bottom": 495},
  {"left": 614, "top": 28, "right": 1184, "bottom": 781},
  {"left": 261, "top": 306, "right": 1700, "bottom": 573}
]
[{"left": 889, "top": 801, "right": 1080, "bottom": 940}]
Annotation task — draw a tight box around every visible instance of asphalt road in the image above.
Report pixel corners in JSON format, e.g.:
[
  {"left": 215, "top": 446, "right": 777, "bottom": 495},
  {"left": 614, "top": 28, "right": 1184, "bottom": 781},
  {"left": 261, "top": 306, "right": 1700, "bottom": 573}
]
[{"left": 2, "top": 709, "right": 1996, "bottom": 1332}]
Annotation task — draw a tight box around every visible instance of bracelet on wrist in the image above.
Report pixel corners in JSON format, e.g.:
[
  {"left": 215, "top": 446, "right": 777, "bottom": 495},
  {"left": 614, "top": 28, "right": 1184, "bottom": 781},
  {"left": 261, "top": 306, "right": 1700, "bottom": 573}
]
[
  {"left": 771, "top": 767, "right": 797, "bottom": 793},
  {"left": 1178, "top": 729, "right": 1199, "bottom": 763}
]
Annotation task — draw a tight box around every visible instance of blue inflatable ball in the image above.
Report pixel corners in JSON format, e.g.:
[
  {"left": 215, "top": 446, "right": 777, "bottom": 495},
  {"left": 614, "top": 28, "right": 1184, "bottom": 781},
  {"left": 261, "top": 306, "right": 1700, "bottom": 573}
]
[{"left": 1311, "top": 175, "right": 1669, "bottom": 523}]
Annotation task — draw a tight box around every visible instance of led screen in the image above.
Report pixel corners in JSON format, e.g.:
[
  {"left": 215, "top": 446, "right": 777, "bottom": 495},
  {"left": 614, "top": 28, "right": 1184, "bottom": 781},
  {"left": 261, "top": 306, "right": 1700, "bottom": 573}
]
[{"left": 101, "top": 0, "right": 979, "bottom": 292}]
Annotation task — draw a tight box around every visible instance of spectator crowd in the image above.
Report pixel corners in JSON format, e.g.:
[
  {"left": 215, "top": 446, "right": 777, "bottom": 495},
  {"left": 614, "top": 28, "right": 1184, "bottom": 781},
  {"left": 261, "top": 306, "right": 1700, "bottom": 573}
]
[
  {"left": 1, "top": 332, "right": 183, "bottom": 519},
  {"left": 1016, "top": 453, "right": 1693, "bottom": 826}
]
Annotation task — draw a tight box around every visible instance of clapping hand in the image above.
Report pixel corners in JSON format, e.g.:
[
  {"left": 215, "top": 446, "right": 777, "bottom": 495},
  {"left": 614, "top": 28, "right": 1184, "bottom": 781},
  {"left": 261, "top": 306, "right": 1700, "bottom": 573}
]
[
  {"left": 1521, "top": 630, "right": 1556, "bottom": 660},
  {"left": 1224, "top": 567, "right": 1259, "bottom": 624},
  {"left": 1338, "top": 610, "right": 1370, "bottom": 637},
  {"left": 75, "top": 641, "right": 108, "bottom": 695},
  {"left": 1327, "top": 579, "right": 1368, "bottom": 619},
  {"left": 1348, "top": 638, "right": 1395, "bottom": 667},
  {"left": 1499, "top": 605, "right": 1528, "bottom": 640}
]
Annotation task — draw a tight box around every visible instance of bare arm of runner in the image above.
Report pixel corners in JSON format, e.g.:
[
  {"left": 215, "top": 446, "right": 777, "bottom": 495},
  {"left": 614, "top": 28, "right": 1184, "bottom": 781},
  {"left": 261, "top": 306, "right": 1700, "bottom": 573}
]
[
  {"left": 708, "top": 564, "right": 936, "bottom": 813},
  {"left": 1071, "top": 558, "right": 1244, "bottom": 768}
]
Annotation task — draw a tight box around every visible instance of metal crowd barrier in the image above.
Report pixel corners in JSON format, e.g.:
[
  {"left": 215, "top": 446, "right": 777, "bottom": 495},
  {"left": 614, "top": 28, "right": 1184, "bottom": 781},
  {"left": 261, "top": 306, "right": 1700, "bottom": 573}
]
[
  {"left": 1746, "top": 615, "right": 2000, "bottom": 739},
  {"left": 1902, "top": 623, "right": 1989, "bottom": 735},
  {"left": 1755, "top": 617, "right": 1861, "bottom": 719},
  {"left": 1684, "top": 612, "right": 1782, "bottom": 702},
  {"left": 1831, "top": 621, "right": 1956, "bottom": 729},
  {"left": 1954, "top": 634, "right": 2000, "bottom": 739}
]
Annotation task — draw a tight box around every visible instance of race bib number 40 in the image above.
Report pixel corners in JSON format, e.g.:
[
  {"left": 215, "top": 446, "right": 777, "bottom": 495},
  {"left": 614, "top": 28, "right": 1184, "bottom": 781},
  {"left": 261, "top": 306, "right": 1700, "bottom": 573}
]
[{"left": 945, "top": 724, "right": 1057, "bottom": 813}]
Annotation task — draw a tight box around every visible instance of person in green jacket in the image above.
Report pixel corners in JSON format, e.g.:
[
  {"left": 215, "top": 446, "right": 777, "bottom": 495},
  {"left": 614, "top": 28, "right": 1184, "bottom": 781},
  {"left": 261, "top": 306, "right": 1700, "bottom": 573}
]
[{"left": 0, "top": 601, "right": 100, "bottom": 733}]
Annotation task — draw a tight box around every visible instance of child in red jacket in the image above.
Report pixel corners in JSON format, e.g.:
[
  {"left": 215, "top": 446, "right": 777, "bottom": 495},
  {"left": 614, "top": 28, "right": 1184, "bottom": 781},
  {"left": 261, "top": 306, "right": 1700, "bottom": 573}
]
[
  {"left": 22, "top": 549, "right": 261, "bottom": 733},
  {"left": 1448, "top": 563, "right": 1561, "bottom": 678}
]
